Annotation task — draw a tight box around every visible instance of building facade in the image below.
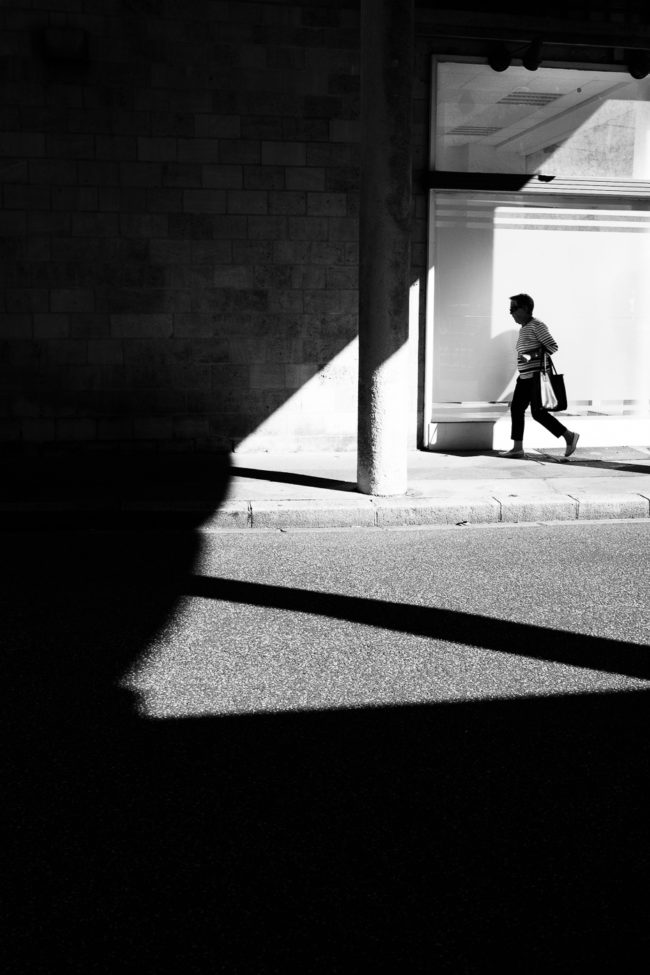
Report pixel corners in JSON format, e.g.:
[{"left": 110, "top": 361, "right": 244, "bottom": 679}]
[{"left": 1, "top": 0, "right": 649, "bottom": 458}]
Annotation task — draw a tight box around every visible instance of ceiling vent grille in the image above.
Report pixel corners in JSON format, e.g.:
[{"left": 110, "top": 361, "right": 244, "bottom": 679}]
[
  {"left": 447, "top": 125, "right": 501, "bottom": 136},
  {"left": 498, "top": 91, "right": 562, "bottom": 106}
]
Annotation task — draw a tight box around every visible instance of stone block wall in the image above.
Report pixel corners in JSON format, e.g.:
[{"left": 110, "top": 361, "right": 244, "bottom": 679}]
[{"left": 1, "top": 0, "right": 371, "bottom": 454}]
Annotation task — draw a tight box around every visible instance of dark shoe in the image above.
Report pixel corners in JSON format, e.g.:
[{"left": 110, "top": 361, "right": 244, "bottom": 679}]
[{"left": 564, "top": 432, "right": 580, "bottom": 458}]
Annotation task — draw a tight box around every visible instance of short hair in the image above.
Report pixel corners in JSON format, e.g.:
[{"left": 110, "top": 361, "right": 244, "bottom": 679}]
[{"left": 509, "top": 293, "right": 534, "bottom": 314}]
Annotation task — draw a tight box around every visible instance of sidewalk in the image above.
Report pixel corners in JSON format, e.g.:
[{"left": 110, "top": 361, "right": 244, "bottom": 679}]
[
  {"left": 219, "top": 445, "right": 650, "bottom": 530},
  {"left": 3, "top": 445, "right": 649, "bottom": 530}
]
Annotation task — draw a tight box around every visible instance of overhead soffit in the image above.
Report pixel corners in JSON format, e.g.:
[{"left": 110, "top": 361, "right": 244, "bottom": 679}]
[{"left": 437, "top": 62, "right": 650, "bottom": 154}]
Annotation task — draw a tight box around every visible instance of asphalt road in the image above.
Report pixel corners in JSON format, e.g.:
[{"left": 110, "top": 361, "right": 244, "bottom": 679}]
[
  {"left": 4, "top": 521, "right": 650, "bottom": 972},
  {"left": 124, "top": 520, "right": 650, "bottom": 718}
]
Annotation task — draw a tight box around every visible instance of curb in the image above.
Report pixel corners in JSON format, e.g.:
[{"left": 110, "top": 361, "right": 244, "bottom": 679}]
[
  {"left": 4, "top": 492, "right": 649, "bottom": 531},
  {"left": 205, "top": 491, "right": 650, "bottom": 530}
]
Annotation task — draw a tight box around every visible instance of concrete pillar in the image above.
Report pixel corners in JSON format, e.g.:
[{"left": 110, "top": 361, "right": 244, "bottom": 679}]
[{"left": 357, "top": 0, "right": 414, "bottom": 496}]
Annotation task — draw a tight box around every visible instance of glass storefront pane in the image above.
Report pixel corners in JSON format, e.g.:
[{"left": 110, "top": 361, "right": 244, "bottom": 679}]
[
  {"left": 431, "top": 192, "right": 650, "bottom": 414},
  {"left": 435, "top": 62, "right": 650, "bottom": 181}
]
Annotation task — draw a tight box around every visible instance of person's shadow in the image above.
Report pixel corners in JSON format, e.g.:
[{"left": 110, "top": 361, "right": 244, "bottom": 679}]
[{"left": 4, "top": 453, "right": 650, "bottom": 973}]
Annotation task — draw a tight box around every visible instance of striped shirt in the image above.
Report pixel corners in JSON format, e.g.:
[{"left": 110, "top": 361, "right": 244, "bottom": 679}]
[{"left": 516, "top": 317, "right": 558, "bottom": 379}]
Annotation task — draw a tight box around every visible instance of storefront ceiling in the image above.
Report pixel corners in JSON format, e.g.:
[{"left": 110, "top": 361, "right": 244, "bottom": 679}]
[{"left": 438, "top": 63, "right": 649, "bottom": 155}]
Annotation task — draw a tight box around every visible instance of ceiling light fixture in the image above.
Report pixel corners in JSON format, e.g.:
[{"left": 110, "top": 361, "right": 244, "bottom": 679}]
[
  {"left": 522, "top": 38, "right": 543, "bottom": 71},
  {"left": 487, "top": 43, "right": 511, "bottom": 73},
  {"left": 626, "top": 50, "right": 650, "bottom": 79}
]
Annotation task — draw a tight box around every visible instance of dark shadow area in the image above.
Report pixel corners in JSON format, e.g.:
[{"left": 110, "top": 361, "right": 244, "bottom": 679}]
[
  {"left": 428, "top": 171, "right": 538, "bottom": 192},
  {"left": 232, "top": 466, "right": 358, "bottom": 492},
  {"left": 0, "top": 450, "right": 232, "bottom": 529},
  {"left": 1, "top": 8, "right": 361, "bottom": 459},
  {"left": 4, "top": 528, "right": 649, "bottom": 972}
]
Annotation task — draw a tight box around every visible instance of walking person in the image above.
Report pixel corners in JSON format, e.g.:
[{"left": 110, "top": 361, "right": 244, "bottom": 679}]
[{"left": 500, "top": 293, "right": 580, "bottom": 458}]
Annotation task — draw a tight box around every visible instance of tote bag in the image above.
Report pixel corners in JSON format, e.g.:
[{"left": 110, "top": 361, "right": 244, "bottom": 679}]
[{"left": 540, "top": 352, "right": 567, "bottom": 412}]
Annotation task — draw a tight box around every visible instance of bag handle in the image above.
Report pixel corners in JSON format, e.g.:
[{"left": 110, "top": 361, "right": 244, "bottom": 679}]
[{"left": 540, "top": 346, "right": 556, "bottom": 375}]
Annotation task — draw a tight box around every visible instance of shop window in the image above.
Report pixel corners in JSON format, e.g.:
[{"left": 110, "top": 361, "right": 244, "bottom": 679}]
[{"left": 427, "top": 59, "right": 650, "bottom": 424}]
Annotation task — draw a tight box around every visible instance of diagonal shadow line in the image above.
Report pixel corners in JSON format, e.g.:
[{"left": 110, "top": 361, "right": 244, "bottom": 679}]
[
  {"left": 474, "top": 449, "right": 650, "bottom": 475},
  {"left": 232, "top": 467, "right": 358, "bottom": 492},
  {"left": 187, "top": 575, "right": 650, "bottom": 681},
  {"left": 536, "top": 459, "right": 650, "bottom": 475}
]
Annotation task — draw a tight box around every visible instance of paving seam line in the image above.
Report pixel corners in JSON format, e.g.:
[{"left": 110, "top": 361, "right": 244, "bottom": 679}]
[
  {"left": 567, "top": 492, "right": 650, "bottom": 519},
  {"left": 567, "top": 494, "right": 580, "bottom": 519},
  {"left": 638, "top": 492, "right": 650, "bottom": 514},
  {"left": 491, "top": 496, "right": 503, "bottom": 522}
]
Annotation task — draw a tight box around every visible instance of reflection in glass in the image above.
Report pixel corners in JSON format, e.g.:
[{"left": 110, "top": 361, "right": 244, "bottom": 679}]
[{"left": 435, "top": 62, "right": 650, "bottom": 180}]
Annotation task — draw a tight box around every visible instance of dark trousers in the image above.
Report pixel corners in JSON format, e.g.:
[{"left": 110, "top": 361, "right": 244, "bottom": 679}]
[{"left": 510, "top": 374, "right": 567, "bottom": 442}]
